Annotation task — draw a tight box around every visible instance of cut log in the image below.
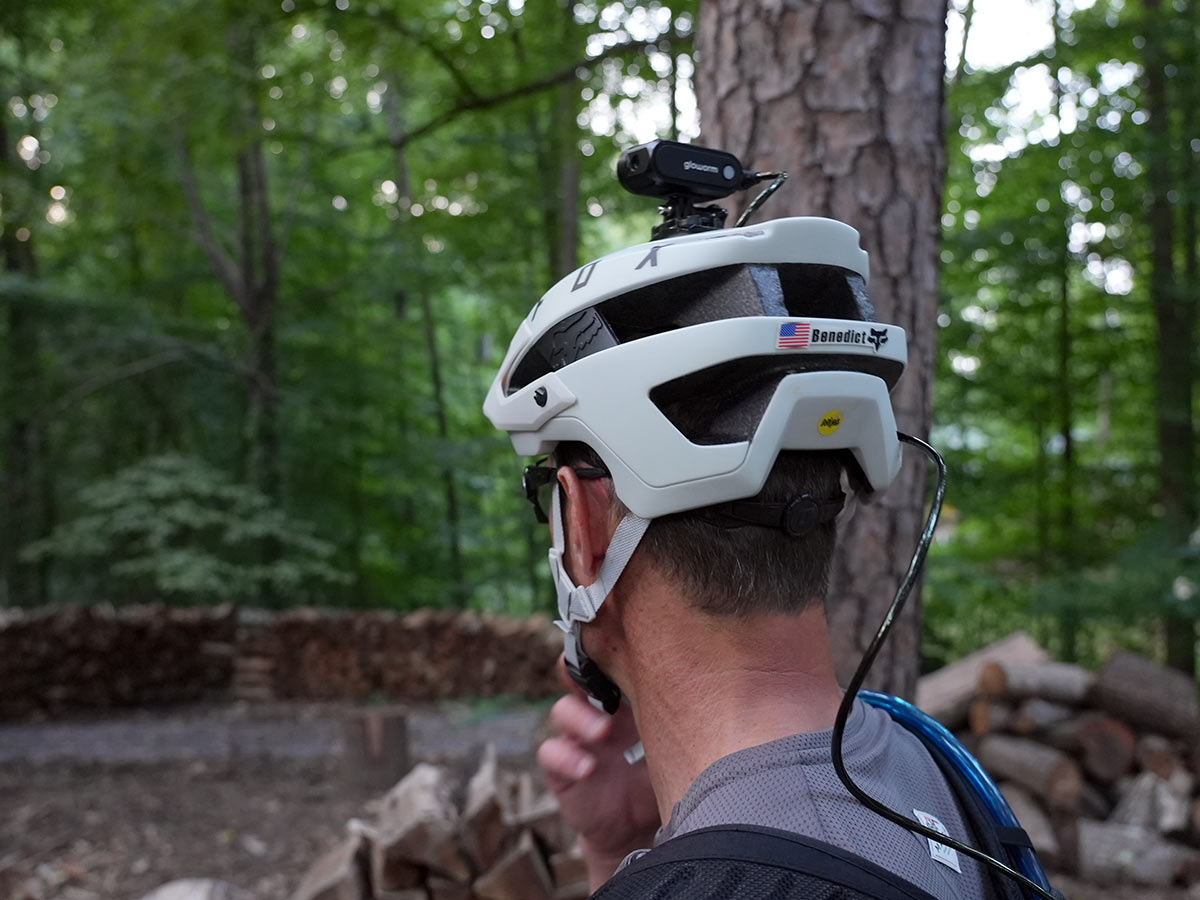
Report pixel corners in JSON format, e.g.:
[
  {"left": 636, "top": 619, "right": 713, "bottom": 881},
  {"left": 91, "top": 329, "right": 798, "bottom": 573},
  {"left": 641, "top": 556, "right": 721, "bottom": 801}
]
[
  {"left": 1011, "top": 698, "right": 1074, "bottom": 736},
  {"left": 514, "top": 771, "right": 536, "bottom": 817},
  {"left": 289, "top": 834, "right": 367, "bottom": 900},
  {"left": 372, "top": 764, "right": 471, "bottom": 887},
  {"left": 1091, "top": 650, "right": 1200, "bottom": 739},
  {"left": 1075, "top": 714, "right": 1136, "bottom": 784},
  {"left": 976, "top": 735, "right": 1082, "bottom": 811},
  {"left": 968, "top": 700, "right": 1013, "bottom": 737},
  {"left": 368, "top": 856, "right": 424, "bottom": 893},
  {"left": 472, "top": 829, "right": 554, "bottom": 900},
  {"left": 978, "top": 661, "right": 1094, "bottom": 704},
  {"left": 915, "top": 632, "right": 1049, "bottom": 729},
  {"left": 1112, "top": 772, "right": 1166, "bottom": 831},
  {"left": 341, "top": 706, "right": 410, "bottom": 794},
  {"left": 1044, "top": 712, "right": 1136, "bottom": 784},
  {"left": 1137, "top": 734, "right": 1184, "bottom": 780},
  {"left": 996, "top": 783, "right": 1060, "bottom": 869},
  {"left": 1112, "top": 770, "right": 1195, "bottom": 835},
  {"left": 506, "top": 793, "right": 572, "bottom": 854},
  {"left": 1077, "top": 820, "right": 1200, "bottom": 886},
  {"left": 1049, "top": 811, "right": 1079, "bottom": 876},
  {"left": 1078, "top": 782, "right": 1113, "bottom": 821},
  {"left": 463, "top": 744, "right": 513, "bottom": 871}
]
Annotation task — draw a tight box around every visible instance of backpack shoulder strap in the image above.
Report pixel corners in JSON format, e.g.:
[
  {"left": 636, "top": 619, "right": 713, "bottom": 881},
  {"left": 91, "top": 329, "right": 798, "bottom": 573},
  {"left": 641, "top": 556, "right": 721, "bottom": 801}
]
[
  {"left": 860, "top": 691, "right": 1060, "bottom": 900},
  {"left": 592, "top": 824, "right": 944, "bottom": 900}
]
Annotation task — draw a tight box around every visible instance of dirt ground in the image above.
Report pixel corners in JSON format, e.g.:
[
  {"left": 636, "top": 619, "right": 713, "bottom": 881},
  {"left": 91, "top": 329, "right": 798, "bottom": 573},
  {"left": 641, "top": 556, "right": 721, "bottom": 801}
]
[
  {"left": 0, "top": 701, "right": 547, "bottom": 900},
  {"left": 0, "top": 702, "right": 1196, "bottom": 900},
  {"left": 0, "top": 756, "right": 366, "bottom": 899}
]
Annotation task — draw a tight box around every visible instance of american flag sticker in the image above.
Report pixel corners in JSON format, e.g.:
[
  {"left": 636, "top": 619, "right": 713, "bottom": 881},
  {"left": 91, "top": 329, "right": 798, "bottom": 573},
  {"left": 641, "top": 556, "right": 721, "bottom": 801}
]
[{"left": 777, "top": 321, "right": 811, "bottom": 349}]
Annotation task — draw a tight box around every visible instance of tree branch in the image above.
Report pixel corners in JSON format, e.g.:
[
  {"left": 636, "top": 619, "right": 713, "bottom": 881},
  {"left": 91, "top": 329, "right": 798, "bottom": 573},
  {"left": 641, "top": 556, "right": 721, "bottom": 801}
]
[
  {"left": 364, "top": 8, "right": 482, "bottom": 102},
  {"left": 31, "top": 351, "right": 189, "bottom": 429},
  {"left": 235, "top": 148, "right": 258, "bottom": 306},
  {"left": 249, "top": 137, "right": 278, "bottom": 304},
  {"left": 175, "top": 137, "right": 248, "bottom": 314},
  {"left": 386, "top": 35, "right": 688, "bottom": 152},
  {"left": 950, "top": 0, "right": 976, "bottom": 86}
]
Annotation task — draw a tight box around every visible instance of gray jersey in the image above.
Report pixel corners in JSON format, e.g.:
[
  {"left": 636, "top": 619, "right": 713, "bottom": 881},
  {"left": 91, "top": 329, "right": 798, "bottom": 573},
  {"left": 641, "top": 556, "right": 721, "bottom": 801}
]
[{"left": 623, "top": 700, "right": 992, "bottom": 900}]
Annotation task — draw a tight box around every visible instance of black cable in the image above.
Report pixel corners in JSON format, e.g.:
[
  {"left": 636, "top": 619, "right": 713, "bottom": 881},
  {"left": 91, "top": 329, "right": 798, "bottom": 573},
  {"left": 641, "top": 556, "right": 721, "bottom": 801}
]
[
  {"left": 735, "top": 172, "right": 788, "bottom": 227},
  {"left": 830, "top": 432, "right": 1058, "bottom": 900}
]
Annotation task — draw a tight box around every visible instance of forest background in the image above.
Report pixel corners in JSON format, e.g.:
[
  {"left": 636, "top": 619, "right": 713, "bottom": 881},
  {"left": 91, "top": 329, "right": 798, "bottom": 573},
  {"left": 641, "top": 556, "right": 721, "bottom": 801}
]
[{"left": 2, "top": 0, "right": 1198, "bottom": 681}]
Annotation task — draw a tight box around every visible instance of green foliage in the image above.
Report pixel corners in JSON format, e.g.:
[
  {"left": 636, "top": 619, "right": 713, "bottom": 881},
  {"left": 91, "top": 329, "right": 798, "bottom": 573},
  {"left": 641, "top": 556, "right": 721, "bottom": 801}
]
[
  {"left": 0, "top": 0, "right": 698, "bottom": 611},
  {"left": 930, "top": 0, "right": 1200, "bottom": 667},
  {"left": 22, "top": 454, "right": 350, "bottom": 605}
]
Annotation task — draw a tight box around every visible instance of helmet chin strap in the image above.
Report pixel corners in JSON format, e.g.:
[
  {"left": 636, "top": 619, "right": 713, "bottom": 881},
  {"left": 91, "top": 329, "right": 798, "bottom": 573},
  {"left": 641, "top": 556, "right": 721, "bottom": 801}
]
[{"left": 548, "top": 481, "right": 650, "bottom": 714}]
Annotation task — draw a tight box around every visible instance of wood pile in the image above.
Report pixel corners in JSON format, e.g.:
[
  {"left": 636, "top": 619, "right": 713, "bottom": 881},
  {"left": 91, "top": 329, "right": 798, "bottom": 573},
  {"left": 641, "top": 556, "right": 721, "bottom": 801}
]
[
  {"left": 292, "top": 747, "right": 588, "bottom": 900},
  {"left": 0, "top": 604, "right": 236, "bottom": 717},
  {"left": 917, "top": 634, "right": 1200, "bottom": 888},
  {"left": 0, "top": 605, "right": 563, "bottom": 718},
  {"left": 268, "top": 608, "right": 562, "bottom": 703}
]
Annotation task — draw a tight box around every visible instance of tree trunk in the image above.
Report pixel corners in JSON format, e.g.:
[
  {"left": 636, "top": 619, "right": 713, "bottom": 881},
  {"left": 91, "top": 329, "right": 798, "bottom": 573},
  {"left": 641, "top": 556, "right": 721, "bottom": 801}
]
[
  {"left": 175, "top": 19, "right": 283, "bottom": 604},
  {"left": 696, "top": 0, "right": 947, "bottom": 697},
  {"left": 518, "top": 1, "right": 582, "bottom": 282},
  {"left": 553, "top": 3, "right": 581, "bottom": 279},
  {"left": 0, "top": 91, "right": 44, "bottom": 607},
  {"left": 1142, "top": 0, "right": 1197, "bottom": 675},
  {"left": 1051, "top": 0, "right": 1082, "bottom": 663},
  {"left": 179, "top": 18, "right": 282, "bottom": 512},
  {"left": 233, "top": 115, "right": 282, "bottom": 505},
  {"left": 383, "top": 83, "right": 468, "bottom": 607},
  {"left": 1033, "top": 385, "right": 1050, "bottom": 572}
]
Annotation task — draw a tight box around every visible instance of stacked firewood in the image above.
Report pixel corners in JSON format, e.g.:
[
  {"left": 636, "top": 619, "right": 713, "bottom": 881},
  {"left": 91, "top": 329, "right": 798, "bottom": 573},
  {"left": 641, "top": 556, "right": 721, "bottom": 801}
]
[
  {"left": 267, "top": 608, "right": 562, "bottom": 702},
  {"left": 917, "top": 633, "right": 1200, "bottom": 888},
  {"left": 0, "top": 606, "right": 563, "bottom": 717},
  {"left": 0, "top": 604, "right": 236, "bottom": 716},
  {"left": 292, "top": 747, "right": 587, "bottom": 900}
]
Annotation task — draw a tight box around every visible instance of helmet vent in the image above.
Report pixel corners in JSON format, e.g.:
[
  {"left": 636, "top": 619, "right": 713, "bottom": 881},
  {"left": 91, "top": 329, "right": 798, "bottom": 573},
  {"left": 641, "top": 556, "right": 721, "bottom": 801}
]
[{"left": 507, "top": 263, "right": 874, "bottom": 396}]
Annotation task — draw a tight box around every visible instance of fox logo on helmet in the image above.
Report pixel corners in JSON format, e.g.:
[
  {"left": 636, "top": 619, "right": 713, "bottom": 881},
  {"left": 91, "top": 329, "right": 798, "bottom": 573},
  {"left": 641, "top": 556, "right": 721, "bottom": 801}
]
[{"left": 868, "top": 328, "right": 889, "bottom": 351}]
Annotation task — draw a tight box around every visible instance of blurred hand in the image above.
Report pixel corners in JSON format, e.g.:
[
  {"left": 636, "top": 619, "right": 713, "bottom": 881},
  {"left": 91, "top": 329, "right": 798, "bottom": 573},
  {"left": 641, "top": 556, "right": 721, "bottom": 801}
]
[{"left": 537, "top": 656, "right": 660, "bottom": 889}]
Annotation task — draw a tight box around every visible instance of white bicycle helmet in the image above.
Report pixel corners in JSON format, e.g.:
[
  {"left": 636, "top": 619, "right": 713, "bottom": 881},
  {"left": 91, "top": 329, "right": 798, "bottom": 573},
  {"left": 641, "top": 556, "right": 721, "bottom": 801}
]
[{"left": 483, "top": 215, "right": 907, "bottom": 711}]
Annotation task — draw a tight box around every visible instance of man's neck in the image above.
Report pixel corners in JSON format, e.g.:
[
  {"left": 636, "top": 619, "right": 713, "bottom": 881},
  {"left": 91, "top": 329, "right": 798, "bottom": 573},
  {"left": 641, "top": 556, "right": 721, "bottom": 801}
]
[{"left": 619, "top": 593, "right": 845, "bottom": 828}]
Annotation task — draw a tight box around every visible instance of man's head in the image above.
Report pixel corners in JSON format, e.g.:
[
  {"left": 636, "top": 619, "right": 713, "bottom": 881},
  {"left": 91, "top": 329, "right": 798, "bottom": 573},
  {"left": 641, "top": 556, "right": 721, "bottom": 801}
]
[
  {"left": 553, "top": 443, "right": 844, "bottom": 619},
  {"left": 484, "top": 216, "right": 907, "bottom": 711}
]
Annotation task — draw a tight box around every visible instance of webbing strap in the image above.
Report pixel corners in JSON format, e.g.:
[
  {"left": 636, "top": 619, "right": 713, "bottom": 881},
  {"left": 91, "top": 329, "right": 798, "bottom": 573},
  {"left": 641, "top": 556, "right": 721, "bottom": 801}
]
[
  {"left": 596, "top": 824, "right": 943, "bottom": 900},
  {"left": 548, "top": 482, "right": 650, "bottom": 624}
]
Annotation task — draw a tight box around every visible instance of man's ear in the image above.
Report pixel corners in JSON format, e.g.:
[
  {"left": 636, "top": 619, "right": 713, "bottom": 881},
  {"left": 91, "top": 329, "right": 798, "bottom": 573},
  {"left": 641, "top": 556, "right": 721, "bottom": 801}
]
[{"left": 557, "top": 466, "right": 613, "bottom": 586}]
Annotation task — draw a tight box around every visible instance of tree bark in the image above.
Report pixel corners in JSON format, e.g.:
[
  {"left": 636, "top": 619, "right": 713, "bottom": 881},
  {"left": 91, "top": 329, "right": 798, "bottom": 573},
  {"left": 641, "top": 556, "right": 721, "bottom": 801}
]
[
  {"left": 696, "top": 0, "right": 948, "bottom": 697},
  {"left": 1142, "top": 0, "right": 1198, "bottom": 674}
]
